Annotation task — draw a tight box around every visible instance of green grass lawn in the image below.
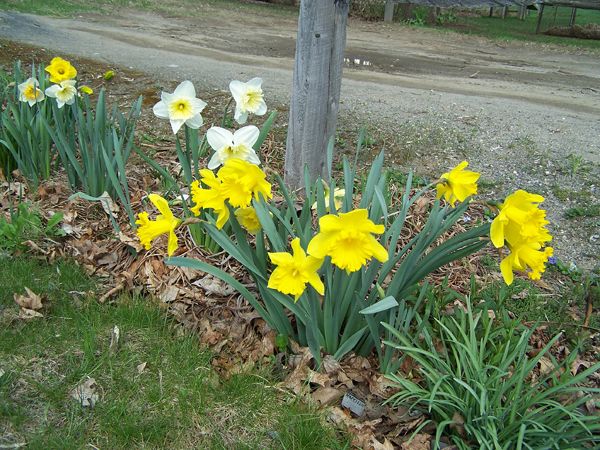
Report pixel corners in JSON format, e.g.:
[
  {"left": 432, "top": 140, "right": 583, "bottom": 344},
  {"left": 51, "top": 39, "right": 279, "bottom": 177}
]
[
  {"left": 0, "top": 0, "right": 296, "bottom": 18},
  {"left": 440, "top": 7, "right": 600, "bottom": 50},
  {"left": 0, "top": 257, "right": 347, "bottom": 449}
]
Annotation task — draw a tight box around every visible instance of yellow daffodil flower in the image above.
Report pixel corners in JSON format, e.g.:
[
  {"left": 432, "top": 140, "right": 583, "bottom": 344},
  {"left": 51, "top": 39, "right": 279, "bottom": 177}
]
[
  {"left": 307, "top": 209, "right": 388, "bottom": 273},
  {"left": 490, "top": 190, "right": 551, "bottom": 249},
  {"left": 235, "top": 206, "right": 262, "bottom": 234},
  {"left": 153, "top": 80, "right": 207, "bottom": 134},
  {"left": 436, "top": 161, "right": 480, "bottom": 206},
  {"left": 190, "top": 160, "right": 271, "bottom": 229},
  {"left": 103, "top": 70, "right": 115, "bottom": 81},
  {"left": 135, "top": 193, "right": 181, "bottom": 256},
  {"left": 268, "top": 238, "right": 324, "bottom": 301},
  {"left": 190, "top": 171, "right": 230, "bottom": 229},
  {"left": 45, "top": 57, "right": 77, "bottom": 83},
  {"left": 218, "top": 158, "right": 272, "bottom": 208},
  {"left": 229, "top": 77, "right": 267, "bottom": 124},
  {"left": 17, "top": 77, "right": 45, "bottom": 106},
  {"left": 206, "top": 125, "right": 261, "bottom": 169},
  {"left": 311, "top": 182, "right": 345, "bottom": 212},
  {"left": 500, "top": 241, "right": 554, "bottom": 285},
  {"left": 45, "top": 80, "right": 78, "bottom": 108},
  {"left": 79, "top": 85, "right": 94, "bottom": 95}
]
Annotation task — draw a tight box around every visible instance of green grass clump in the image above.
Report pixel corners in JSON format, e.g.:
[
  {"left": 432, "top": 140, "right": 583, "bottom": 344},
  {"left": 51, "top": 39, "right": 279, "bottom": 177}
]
[
  {"left": 441, "top": 9, "right": 600, "bottom": 50},
  {"left": 383, "top": 294, "right": 600, "bottom": 449},
  {"left": 0, "top": 0, "right": 297, "bottom": 18},
  {"left": 0, "top": 257, "right": 347, "bottom": 449},
  {"left": 565, "top": 204, "right": 600, "bottom": 219},
  {"left": 0, "top": 202, "right": 65, "bottom": 253},
  {"left": 551, "top": 185, "right": 592, "bottom": 203}
]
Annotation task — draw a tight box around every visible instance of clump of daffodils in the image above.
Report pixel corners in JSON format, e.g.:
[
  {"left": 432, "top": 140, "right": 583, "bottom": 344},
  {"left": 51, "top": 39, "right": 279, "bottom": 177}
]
[
  {"left": 490, "top": 190, "right": 553, "bottom": 285},
  {"left": 136, "top": 77, "right": 555, "bottom": 297}
]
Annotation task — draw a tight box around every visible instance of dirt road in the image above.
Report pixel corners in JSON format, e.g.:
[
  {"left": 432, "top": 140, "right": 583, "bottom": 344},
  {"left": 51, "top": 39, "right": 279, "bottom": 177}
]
[{"left": 0, "top": 7, "right": 599, "bottom": 268}]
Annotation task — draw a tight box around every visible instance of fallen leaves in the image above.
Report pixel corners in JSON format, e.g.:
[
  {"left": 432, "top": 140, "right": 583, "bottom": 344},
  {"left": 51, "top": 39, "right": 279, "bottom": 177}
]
[
  {"left": 136, "top": 361, "right": 147, "bottom": 375},
  {"left": 14, "top": 287, "right": 45, "bottom": 319},
  {"left": 281, "top": 345, "right": 427, "bottom": 449},
  {"left": 70, "top": 377, "right": 99, "bottom": 408},
  {"left": 109, "top": 325, "right": 121, "bottom": 353}
]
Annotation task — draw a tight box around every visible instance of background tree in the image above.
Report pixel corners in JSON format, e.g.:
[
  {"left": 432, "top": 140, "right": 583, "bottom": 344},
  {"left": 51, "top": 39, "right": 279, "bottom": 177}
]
[{"left": 284, "top": 0, "right": 350, "bottom": 190}]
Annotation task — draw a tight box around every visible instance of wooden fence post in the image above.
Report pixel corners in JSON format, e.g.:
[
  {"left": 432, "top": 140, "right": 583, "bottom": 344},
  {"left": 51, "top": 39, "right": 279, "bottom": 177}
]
[{"left": 284, "top": 0, "right": 349, "bottom": 190}]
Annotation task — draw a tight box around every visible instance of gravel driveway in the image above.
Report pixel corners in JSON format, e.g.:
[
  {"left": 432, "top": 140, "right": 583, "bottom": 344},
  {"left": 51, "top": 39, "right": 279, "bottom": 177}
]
[{"left": 0, "top": 8, "right": 598, "bottom": 269}]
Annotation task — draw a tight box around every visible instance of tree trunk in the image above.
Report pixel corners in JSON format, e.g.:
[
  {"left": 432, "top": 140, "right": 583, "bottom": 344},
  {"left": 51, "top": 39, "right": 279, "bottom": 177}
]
[{"left": 284, "top": 0, "right": 349, "bottom": 190}]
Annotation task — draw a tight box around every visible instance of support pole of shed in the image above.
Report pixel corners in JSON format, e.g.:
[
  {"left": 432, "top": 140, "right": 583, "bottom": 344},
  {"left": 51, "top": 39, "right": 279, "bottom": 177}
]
[
  {"left": 569, "top": 7, "right": 577, "bottom": 28},
  {"left": 535, "top": 3, "right": 545, "bottom": 33},
  {"left": 384, "top": 0, "right": 395, "bottom": 22},
  {"left": 502, "top": 6, "right": 508, "bottom": 19},
  {"left": 489, "top": 7, "right": 494, "bottom": 17}
]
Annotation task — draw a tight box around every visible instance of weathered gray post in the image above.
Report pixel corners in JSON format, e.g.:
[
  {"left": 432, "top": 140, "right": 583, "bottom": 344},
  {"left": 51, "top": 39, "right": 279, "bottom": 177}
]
[
  {"left": 284, "top": 0, "right": 349, "bottom": 190},
  {"left": 384, "top": 0, "right": 395, "bottom": 22}
]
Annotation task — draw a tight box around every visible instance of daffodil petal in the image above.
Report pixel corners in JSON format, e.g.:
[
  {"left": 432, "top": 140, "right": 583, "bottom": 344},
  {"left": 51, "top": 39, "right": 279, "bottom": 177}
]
[
  {"left": 229, "top": 80, "right": 244, "bottom": 101},
  {"left": 307, "top": 272, "right": 325, "bottom": 296},
  {"left": 167, "top": 229, "right": 178, "bottom": 257},
  {"left": 500, "top": 255, "right": 515, "bottom": 285},
  {"left": 170, "top": 119, "right": 185, "bottom": 134},
  {"left": 207, "top": 127, "right": 233, "bottom": 151},
  {"left": 173, "top": 80, "right": 196, "bottom": 98},
  {"left": 268, "top": 252, "right": 294, "bottom": 266},
  {"left": 307, "top": 232, "right": 330, "bottom": 259},
  {"left": 185, "top": 113, "right": 203, "bottom": 129},
  {"left": 233, "top": 125, "right": 260, "bottom": 148},
  {"left": 148, "top": 194, "right": 174, "bottom": 220}
]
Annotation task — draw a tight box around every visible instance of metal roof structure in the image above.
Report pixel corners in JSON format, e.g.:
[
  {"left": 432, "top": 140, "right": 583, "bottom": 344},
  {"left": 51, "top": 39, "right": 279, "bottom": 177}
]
[
  {"left": 387, "top": 0, "right": 536, "bottom": 7},
  {"left": 540, "top": 0, "right": 600, "bottom": 10}
]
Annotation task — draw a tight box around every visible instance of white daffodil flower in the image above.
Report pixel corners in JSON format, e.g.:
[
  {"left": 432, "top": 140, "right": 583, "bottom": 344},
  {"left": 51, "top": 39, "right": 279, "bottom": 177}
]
[
  {"left": 18, "top": 77, "right": 45, "bottom": 106},
  {"left": 153, "top": 80, "right": 207, "bottom": 134},
  {"left": 206, "top": 125, "right": 261, "bottom": 169},
  {"left": 45, "top": 80, "right": 77, "bottom": 108},
  {"left": 229, "top": 77, "right": 267, "bottom": 125}
]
